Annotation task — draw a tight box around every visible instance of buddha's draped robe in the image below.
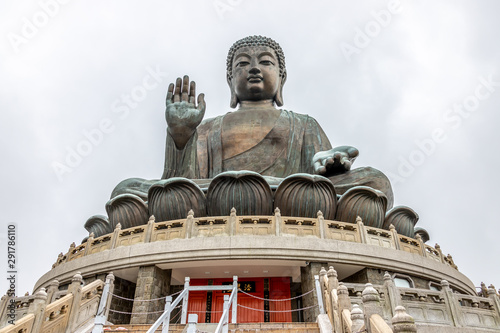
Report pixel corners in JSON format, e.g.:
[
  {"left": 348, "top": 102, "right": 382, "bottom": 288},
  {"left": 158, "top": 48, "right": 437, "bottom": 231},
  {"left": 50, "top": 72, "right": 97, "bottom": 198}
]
[{"left": 162, "top": 110, "right": 330, "bottom": 179}]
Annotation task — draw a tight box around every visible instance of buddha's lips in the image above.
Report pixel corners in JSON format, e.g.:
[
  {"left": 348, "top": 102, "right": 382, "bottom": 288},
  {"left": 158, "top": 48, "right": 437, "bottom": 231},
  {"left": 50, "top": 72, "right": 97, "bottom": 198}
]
[{"left": 248, "top": 76, "right": 263, "bottom": 82}]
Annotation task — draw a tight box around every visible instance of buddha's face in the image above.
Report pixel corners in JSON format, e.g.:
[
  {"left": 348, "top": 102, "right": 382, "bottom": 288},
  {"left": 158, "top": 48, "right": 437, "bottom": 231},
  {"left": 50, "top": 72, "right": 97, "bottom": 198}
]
[{"left": 230, "top": 45, "right": 281, "bottom": 104}]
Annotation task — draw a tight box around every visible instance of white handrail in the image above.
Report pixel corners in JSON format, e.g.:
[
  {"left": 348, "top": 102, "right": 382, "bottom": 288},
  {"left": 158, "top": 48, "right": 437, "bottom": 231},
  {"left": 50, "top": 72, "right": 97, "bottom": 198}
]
[
  {"left": 146, "top": 288, "right": 188, "bottom": 333},
  {"left": 215, "top": 286, "right": 237, "bottom": 333}
]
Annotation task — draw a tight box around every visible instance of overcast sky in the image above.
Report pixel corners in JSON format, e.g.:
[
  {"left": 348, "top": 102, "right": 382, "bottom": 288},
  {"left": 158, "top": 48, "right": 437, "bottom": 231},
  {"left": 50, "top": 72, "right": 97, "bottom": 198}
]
[{"left": 1, "top": 0, "right": 499, "bottom": 295}]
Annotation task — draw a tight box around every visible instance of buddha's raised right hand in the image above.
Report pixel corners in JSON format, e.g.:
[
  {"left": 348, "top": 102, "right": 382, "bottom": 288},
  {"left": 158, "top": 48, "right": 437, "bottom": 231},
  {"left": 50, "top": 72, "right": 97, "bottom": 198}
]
[{"left": 166, "top": 75, "right": 206, "bottom": 149}]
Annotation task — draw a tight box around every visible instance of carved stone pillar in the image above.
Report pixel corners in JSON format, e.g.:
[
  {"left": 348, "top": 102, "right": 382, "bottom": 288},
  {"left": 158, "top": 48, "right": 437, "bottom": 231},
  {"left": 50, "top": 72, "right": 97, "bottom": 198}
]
[
  {"left": 300, "top": 262, "right": 327, "bottom": 322},
  {"left": 130, "top": 266, "right": 171, "bottom": 324}
]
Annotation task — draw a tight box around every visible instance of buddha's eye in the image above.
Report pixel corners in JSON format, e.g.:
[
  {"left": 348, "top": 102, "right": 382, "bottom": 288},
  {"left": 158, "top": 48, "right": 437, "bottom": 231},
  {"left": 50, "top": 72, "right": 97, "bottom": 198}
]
[
  {"left": 260, "top": 60, "right": 273, "bottom": 66},
  {"left": 237, "top": 61, "right": 249, "bottom": 67}
]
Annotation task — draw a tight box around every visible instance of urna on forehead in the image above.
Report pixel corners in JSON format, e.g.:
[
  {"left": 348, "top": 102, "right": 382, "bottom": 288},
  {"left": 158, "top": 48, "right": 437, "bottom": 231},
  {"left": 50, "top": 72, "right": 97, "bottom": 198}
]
[{"left": 226, "top": 35, "right": 286, "bottom": 78}]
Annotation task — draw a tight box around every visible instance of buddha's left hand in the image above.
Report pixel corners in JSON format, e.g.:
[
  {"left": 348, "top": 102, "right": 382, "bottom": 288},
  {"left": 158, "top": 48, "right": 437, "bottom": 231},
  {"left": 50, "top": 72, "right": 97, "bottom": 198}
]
[{"left": 313, "top": 146, "right": 359, "bottom": 176}]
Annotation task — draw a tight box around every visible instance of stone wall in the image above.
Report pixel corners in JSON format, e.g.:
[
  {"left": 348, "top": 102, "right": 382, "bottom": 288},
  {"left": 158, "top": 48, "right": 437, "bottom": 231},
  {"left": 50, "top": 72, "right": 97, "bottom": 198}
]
[
  {"left": 130, "top": 266, "right": 171, "bottom": 324},
  {"left": 108, "top": 277, "right": 136, "bottom": 324}
]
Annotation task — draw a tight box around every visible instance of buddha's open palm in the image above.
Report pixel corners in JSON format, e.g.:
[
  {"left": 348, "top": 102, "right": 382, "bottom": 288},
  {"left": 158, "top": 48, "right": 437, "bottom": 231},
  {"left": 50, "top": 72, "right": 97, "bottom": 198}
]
[{"left": 166, "top": 75, "right": 205, "bottom": 148}]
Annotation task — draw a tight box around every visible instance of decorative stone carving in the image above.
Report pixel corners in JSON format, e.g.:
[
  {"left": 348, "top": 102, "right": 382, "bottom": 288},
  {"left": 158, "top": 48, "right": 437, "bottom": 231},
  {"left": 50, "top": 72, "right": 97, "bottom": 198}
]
[
  {"left": 335, "top": 186, "right": 387, "bottom": 228},
  {"left": 148, "top": 178, "right": 206, "bottom": 222},
  {"left": 383, "top": 206, "right": 419, "bottom": 237},
  {"left": 105, "top": 193, "right": 149, "bottom": 229},
  {"left": 206, "top": 171, "right": 273, "bottom": 216},
  {"left": 84, "top": 215, "right": 113, "bottom": 237},
  {"left": 274, "top": 174, "right": 337, "bottom": 219},
  {"left": 414, "top": 227, "right": 430, "bottom": 243}
]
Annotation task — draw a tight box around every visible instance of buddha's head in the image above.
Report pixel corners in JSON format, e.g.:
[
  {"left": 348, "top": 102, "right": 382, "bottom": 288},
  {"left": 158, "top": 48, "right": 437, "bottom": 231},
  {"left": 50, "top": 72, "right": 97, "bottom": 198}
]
[{"left": 226, "top": 36, "right": 287, "bottom": 108}]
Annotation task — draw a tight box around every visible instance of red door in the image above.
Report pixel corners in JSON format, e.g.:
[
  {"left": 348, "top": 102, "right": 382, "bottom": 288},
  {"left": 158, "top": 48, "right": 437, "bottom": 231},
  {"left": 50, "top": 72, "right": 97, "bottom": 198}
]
[
  {"left": 211, "top": 278, "right": 264, "bottom": 323},
  {"left": 187, "top": 279, "right": 207, "bottom": 321},
  {"left": 270, "top": 277, "right": 292, "bottom": 322},
  {"left": 188, "top": 277, "right": 291, "bottom": 323}
]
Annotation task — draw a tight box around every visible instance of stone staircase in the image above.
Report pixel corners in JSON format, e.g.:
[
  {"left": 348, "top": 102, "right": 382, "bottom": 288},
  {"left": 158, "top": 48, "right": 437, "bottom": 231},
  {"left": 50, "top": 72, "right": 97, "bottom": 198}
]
[{"left": 104, "top": 322, "right": 320, "bottom": 332}]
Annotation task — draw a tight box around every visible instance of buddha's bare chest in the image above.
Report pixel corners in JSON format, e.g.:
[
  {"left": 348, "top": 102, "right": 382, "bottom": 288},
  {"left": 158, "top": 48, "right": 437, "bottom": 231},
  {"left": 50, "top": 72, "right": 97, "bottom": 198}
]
[{"left": 221, "top": 110, "right": 282, "bottom": 160}]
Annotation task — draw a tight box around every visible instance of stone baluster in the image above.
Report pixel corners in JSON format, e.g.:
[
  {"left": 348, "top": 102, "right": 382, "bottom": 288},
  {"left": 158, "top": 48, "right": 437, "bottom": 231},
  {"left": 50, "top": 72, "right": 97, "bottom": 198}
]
[
  {"left": 383, "top": 271, "right": 401, "bottom": 316},
  {"left": 487, "top": 286, "right": 500, "bottom": 318},
  {"left": 350, "top": 304, "right": 364, "bottom": 332},
  {"left": 144, "top": 215, "right": 155, "bottom": 243},
  {"left": 356, "top": 217, "right": 367, "bottom": 244},
  {"left": 274, "top": 207, "right": 282, "bottom": 236},
  {"left": 84, "top": 233, "right": 95, "bottom": 256},
  {"left": 391, "top": 305, "right": 417, "bottom": 332},
  {"left": 361, "top": 283, "right": 384, "bottom": 332},
  {"left": 30, "top": 288, "right": 48, "bottom": 333},
  {"left": 229, "top": 207, "right": 237, "bottom": 236},
  {"left": 415, "top": 234, "right": 427, "bottom": 257},
  {"left": 0, "top": 294, "right": 9, "bottom": 328},
  {"left": 389, "top": 224, "right": 401, "bottom": 250},
  {"left": 185, "top": 209, "right": 195, "bottom": 238},
  {"left": 440, "top": 280, "right": 462, "bottom": 327},
  {"left": 45, "top": 279, "right": 60, "bottom": 303},
  {"left": 110, "top": 223, "right": 122, "bottom": 249},
  {"left": 66, "top": 272, "right": 84, "bottom": 333},
  {"left": 337, "top": 283, "right": 351, "bottom": 315},
  {"left": 435, "top": 244, "right": 445, "bottom": 264},
  {"left": 318, "top": 210, "right": 325, "bottom": 239},
  {"left": 328, "top": 266, "right": 339, "bottom": 291}
]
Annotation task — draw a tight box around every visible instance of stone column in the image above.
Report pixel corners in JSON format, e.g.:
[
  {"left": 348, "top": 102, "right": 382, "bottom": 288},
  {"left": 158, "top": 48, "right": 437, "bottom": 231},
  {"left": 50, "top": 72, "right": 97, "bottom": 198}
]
[
  {"left": 45, "top": 279, "right": 60, "bottom": 303},
  {"left": 130, "top": 266, "right": 171, "bottom": 324},
  {"left": 66, "top": 272, "right": 84, "bottom": 333},
  {"left": 30, "top": 288, "right": 48, "bottom": 333},
  {"left": 300, "top": 262, "right": 327, "bottom": 322}
]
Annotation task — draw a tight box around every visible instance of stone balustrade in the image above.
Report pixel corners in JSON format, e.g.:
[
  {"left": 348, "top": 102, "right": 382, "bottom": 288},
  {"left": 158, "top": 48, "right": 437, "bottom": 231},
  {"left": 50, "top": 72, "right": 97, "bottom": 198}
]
[
  {"left": 52, "top": 209, "right": 457, "bottom": 272},
  {"left": 321, "top": 269, "right": 500, "bottom": 332},
  {"left": 0, "top": 274, "right": 106, "bottom": 333}
]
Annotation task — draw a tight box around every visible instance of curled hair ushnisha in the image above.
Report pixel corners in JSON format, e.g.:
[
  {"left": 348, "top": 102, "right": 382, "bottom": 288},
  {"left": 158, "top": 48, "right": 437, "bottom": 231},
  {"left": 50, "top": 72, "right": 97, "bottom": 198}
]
[{"left": 226, "top": 35, "right": 286, "bottom": 79}]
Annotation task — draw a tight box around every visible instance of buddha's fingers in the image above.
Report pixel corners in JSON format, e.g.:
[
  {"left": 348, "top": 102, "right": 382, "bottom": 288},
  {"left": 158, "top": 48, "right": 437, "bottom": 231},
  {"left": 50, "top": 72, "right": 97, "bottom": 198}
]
[
  {"left": 166, "top": 83, "right": 174, "bottom": 104},
  {"left": 197, "top": 93, "right": 206, "bottom": 114},
  {"left": 189, "top": 81, "right": 196, "bottom": 104},
  {"left": 173, "top": 77, "right": 182, "bottom": 103},
  {"left": 314, "top": 161, "right": 326, "bottom": 175},
  {"left": 181, "top": 75, "right": 190, "bottom": 102}
]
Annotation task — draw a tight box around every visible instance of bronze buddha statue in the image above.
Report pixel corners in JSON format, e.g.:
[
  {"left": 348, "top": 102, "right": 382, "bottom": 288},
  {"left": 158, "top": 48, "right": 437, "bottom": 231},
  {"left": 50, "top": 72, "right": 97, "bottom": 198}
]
[{"left": 111, "top": 35, "right": 394, "bottom": 209}]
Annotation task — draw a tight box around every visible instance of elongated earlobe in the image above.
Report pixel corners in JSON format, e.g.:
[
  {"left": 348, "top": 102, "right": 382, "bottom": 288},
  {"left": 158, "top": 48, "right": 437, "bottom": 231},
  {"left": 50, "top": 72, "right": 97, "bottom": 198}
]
[
  {"left": 274, "top": 71, "right": 287, "bottom": 107},
  {"left": 227, "top": 74, "right": 239, "bottom": 108}
]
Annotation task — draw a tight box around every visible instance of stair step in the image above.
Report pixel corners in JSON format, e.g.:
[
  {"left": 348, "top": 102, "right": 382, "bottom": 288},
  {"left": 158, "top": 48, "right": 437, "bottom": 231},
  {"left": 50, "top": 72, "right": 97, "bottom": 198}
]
[{"left": 104, "top": 322, "right": 319, "bottom": 333}]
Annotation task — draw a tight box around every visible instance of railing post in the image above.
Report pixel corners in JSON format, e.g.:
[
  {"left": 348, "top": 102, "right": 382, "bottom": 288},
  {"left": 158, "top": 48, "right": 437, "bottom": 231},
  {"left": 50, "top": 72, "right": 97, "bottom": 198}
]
[
  {"left": 435, "top": 244, "right": 445, "bottom": 263},
  {"left": 415, "top": 234, "right": 427, "bottom": 257},
  {"left": 317, "top": 211, "right": 325, "bottom": 239},
  {"left": 231, "top": 276, "right": 238, "bottom": 324},
  {"left": 187, "top": 313, "right": 198, "bottom": 333},
  {"left": 314, "top": 275, "right": 325, "bottom": 315},
  {"left": 274, "top": 207, "right": 281, "bottom": 236},
  {"left": 186, "top": 210, "right": 194, "bottom": 238},
  {"left": 110, "top": 223, "right": 122, "bottom": 249},
  {"left": 181, "top": 277, "right": 190, "bottom": 324},
  {"left": 45, "top": 279, "right": 60, "bottom": 303},
  {"left": 92, "top": 272, "right": 115, "bottom": 333},
  {"left": 30, "top": 288, "right": 48, "bottom": 333},
  {"left": 440, "top": 280, "right": 462, "bottom": 327},
  {"left": 161, "top": 296, "right": 172, "bottom": 333},
  {"left": 229, "top": 208, "right": 237, "bottom": 236},
  {"left": 356, "top": 217, "right": 367, "bottom": 244},
  {"left": 66, "top": 272, "right": 84, "bottom": 333},
  {"left": 389, "top": 224, "right": 401, "bottom": 250},
  {"left": 384, "top": 271, "right": 401, "bottom": 316},
  {"left": 84, "top": 233, "right": 94, "bottom": 256},
  {"left": 223, "top": 295, "right": 229, "bottom": 333},
  {"left": 145, "top": 215, "right": 155, "bottom": 243}
]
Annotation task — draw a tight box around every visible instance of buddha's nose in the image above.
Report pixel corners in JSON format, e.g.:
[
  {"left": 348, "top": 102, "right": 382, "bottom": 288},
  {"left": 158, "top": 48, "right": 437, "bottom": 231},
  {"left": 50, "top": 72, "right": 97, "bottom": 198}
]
[{"left": 249, "top": 66, "right": 261, "bottom": 74}]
